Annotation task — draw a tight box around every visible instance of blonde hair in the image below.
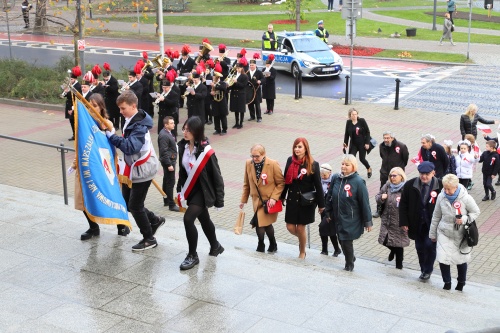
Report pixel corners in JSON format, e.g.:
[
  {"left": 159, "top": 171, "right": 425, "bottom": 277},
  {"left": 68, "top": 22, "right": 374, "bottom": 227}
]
[
  {"left": 464, "top": 134, "right": 476, "bottom": 145},
  {"left": 464, "top": 104, "right": 478, "bottom": 119},
  {"left": 348, "top": 108, "right": 358, "bottom": 118},
  {"left": 388, "top": 167, "right": 407, "bottom": 182},
  {"left": 442, "top": 174, "right": 459, "bottom": 188},
  {"left": 341, "top": 154, "right": 358, "bottom": 172},
  {"left": 250, "top": 144, "right": 266, "bottom": 155}
]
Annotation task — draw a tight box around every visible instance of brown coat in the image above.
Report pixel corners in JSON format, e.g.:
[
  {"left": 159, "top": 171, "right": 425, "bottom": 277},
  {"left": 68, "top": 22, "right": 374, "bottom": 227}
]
[{"left": 240, "top": 157, "right": 285, "bottom": 227}]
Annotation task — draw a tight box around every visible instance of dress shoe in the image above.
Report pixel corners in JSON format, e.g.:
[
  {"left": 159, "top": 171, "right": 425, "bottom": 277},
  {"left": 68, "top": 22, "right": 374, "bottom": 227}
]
[
  {"left": 320, "top": 251, "right": 328, "bottom": 255},
  {"left": 264, "top": 110, "right": 270, "bottom": 114},
  {"left": 256, "top": 242, "right": 265, "bottom": 253},
  {"left": 81, "top": 228, "right": 100, "bottom": 240},
  {"left": 257, "top": 119, "right": 262, "bottom": 123},
  {"left": 420, "top": 273, "right": 431, "bottom": 280},
  {"left": 268, "top": 111, "right": 273, "bottom": 114},
  {"left": 333, "top": 250, "right": 342, "bottom": 257},
  {"left": 443, "top": 282, "right": 452, "bottom": 290},
  {"left": 388, "top": 249, "right": 395, "bottom": 262},
  {"left": 482, "top": 195, "right": 490, "bottom": 201},
  {"left": 209, "top": 243, "right": 224, "bottom": 256},
  {"left": 367, "top": 168, "right": 372, "bottom": 178},
  {"left": 237, "top": 125, "right": 243, "bottom": 129},
  {"left": 247, "top": 117, "right": 255, "bottom": 121},
  {"left": 491, "top": 191, "right": 497, "bottom": 200},
  {"left": 455, "top": 282, "right": 465, "bottom": 291},
  {"left": 267, "top": 242, "right": 278, "bottom": 253},
  {"left": 68, "top": 136, "right": 75, "bottom": 141},
  {"left": 117, "top": 226, "right": 130, "bottom": 236},
  {"left": 232, "top": 124, "right": 238, "bottom": 129},
  {"left": 213, "top": 131, "right": 221, "bottom": 135},
  {"left": 169, "top": 206, "right": 180, "bottom": 212},
  {"left": 220, "top": 131, "right": 227, "bottom": 136},
  {"left": 180, "top": 253, "right": 199, "bottom": 270}
]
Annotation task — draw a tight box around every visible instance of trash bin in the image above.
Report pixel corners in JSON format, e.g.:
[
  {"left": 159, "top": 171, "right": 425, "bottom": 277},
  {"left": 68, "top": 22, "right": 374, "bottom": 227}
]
[{"left": 406, "top": 28, "right": 417, "bottom": 37}]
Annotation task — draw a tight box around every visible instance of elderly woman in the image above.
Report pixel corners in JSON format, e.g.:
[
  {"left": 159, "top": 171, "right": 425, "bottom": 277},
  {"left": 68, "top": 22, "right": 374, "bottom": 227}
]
[
  {"left": 430, "top": 174, "right": 480, "bottom": 291},
  {"left": 281, "top": 138, "right": 325, "bottom": 259},
  {"left": 240, "top": 144, "right": 285, "bottom": 252},
  {"left": 343, "top": 108, "right": 372, "bottom": 178},
  {"left": 460, "top": 104, "right": 498, "bottom": 139},
  {"left": 375, "top": 167, "right": 410, "bottom": 269},
  {"left": 439, "top": 13, "right": 455, "bottom": 46},
  {"left": 326, "top": 155, "right": 372, "bottom": 271}
]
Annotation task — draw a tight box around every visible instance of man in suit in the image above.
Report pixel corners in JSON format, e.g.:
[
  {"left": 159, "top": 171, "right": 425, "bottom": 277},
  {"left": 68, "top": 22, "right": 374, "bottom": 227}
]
[
  {"left": 229, "top": 62, "right": 249, "bottom": 129},
  {"left": 102, "top": 69, "right": 120, "bottom": 130},
  {"left": 157, "top": 80, "right": 179, "bottom": 135},
  {"left": 186, "top": 72, "right": 207, "bottom": 121},
  {"left": 177, "top": 45, "right": 195, "bottom": 108},
  {"left": 125, "top": 70, "right": 143, "bottom": 110},
  {"left": 65, "top": 66, "right": 82, "bottom": 141},
  {"left": 247, "top": 58, "right": 264, "bottom": 123},
  {"left": 158, "top": 116, "right": 179, "bottom": 212}
]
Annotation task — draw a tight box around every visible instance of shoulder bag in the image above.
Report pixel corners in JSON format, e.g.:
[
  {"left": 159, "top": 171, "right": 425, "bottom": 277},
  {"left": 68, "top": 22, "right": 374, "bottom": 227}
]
[
  {"left": 460, "top": 218, "right": 479, "bottom": 254},
  {"left": 255, "top": 181, "right": 282, "bottom": 214}
]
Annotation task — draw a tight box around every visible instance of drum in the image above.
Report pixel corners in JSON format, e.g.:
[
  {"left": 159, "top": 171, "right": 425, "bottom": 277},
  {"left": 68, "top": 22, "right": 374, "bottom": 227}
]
[
  {"left": 245, "top": 81, "right": 256, "bottom": 105},
  {"left": 175, "top": 76, "right": 188, "bottom": 86}
]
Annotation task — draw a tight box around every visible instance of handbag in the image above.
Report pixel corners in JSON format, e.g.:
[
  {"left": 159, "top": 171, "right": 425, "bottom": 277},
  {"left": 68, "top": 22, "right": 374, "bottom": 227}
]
[
  {"left": 460, "top": 218, "right": 479, "bottom": 254},
  {"left": 234, "top": 210, "right": 245, "bottom": 235},
  {"left": 264, "top": 199, "right": 283, "bottom": 214},
  {"left": 300, "top": 190, "right": 316, "bottom": 206}
]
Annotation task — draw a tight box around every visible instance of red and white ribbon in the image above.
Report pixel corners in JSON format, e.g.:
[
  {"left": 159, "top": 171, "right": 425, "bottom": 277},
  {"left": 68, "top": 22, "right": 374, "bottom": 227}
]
[
  {"left": 298, "top": 168, "right": 306, "bottom": 180},
  {"left": 453, "top": 201, "right": 462, "bottom": 215},
  {"left": 261, "top": 173, "right": 268, "bottom": 185},
  {"left": 431, "top": 151, "right": 437, "bottom": 160},
  {"left": 344, "top": 184, "right": 352, "bottom": 197},
  {"left": 395, "top": 147, "right": 400, "bottom": 154},
  {"left": 396, "top": 196, "right": 400, "bottom": 207},
  {"left": 491, "top": 157, "right": 496, "bottom": 166},
  {"left": 429, "top": 191, "right": 437, "bottom": 204}
]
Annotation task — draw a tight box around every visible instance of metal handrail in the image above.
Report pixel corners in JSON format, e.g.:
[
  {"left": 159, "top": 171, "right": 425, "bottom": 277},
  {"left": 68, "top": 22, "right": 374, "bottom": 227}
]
[{"left": 0, "top": 134, "right": 75, "bottom": 205}]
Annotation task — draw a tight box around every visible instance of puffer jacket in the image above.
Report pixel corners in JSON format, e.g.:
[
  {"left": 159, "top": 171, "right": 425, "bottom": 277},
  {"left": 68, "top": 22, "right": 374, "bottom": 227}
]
[
  {"left": 460, "top": 114, "right": 494, "bottom": 139},
  {"left": 429, "top": 184, "right": 480, "bottom": 265},
  {"left": 455, "top": 152, "right": 477, "bottom": 179},
  {"left": 376, "top": 182, "right": 410, "bottom": 248},
  {"left": 109, "top": 109, "right": 158, "bottom": 183}
]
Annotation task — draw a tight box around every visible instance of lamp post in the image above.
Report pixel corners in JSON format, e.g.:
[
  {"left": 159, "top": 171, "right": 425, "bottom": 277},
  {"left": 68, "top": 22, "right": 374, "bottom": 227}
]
[
  {"left": 467, "top": 0, "right": 472, "bottom": 60},
  {"left": 432, "top": 0, "right": 437, "bottom": 30}
]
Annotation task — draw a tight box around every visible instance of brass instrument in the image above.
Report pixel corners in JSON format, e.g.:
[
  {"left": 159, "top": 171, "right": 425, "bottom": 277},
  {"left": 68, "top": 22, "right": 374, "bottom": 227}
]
[
  {"left": 224, "top": 70, "right": 237, "bottom": 87},
  {"left": 60, "top": 77, "right": 71, "bottom": 98},
  {"left": 119, "top": 81, "right": 131, "bottom": 94},
  {"left": 195, "top": 42, "right": 213, "bottom": 64},
  {"left": 154, "top": 91, "right": 167, "bottom": 105},
  {"left": 214, "top": 50, "right": 229, "bottom": 64},
  {"left": 142, "top": 59, "right": 154, "bottom": 73},
  {"left": 151, "top": 55, "right": 163, "bottom": 68},
  {"left": 212, "top": 75, "right": 224, "bottom": 102},
  {"left": 162, "top": 57, "right": 171, "bottom": 69},
  {"left": 181, "top": 79, "right": 194, "bottom": 99}
]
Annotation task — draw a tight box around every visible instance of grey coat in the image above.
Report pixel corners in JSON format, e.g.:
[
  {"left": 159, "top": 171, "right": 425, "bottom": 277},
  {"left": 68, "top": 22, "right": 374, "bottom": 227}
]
[
  {"left": 429, "top": 184, "right": 480, "bottom": 265},
  {"left": 442, "top": 18, "right": 452, "bottom": 39},
  {"left": 376, "top": 182, "right": 410, "bottom": 248}
]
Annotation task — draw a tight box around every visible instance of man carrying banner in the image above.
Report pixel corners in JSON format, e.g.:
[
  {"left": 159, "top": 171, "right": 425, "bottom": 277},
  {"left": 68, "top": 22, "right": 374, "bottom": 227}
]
[{"left": 106, "top": 90, "right": 166, "bottom": 251}]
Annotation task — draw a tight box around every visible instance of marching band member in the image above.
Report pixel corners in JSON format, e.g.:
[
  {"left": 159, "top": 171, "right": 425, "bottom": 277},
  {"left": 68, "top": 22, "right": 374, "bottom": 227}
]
[
  {"left": 196, "top": 38, "right": 212, "bottom": 64},
  {"left": 90, "top": 64, "right": 105, "bottom": 97},
  {"left": 247, "top": 53, "right": 264, "bottom": 123},
  {"left": 156, "top": 79, "right": 179, "bottom": 135},
  {"left": 141, "top": 52, "right": 155, "bottom": 118},
  {"left": 229, "top": 61, "right": 248, "bottom": 129},
  {"left": 204, "top": 60, "right": 215, "bottom": 125},
  {"left": 186, "top": 69, "right": 207, "bottom": 121},
  {"left": 81, "top": 72, "right": 94, "bottom": 102},
  {"left": 232, "top": 48, "right": 249, "bottom": 73},
  {"left": 102, "top": 63, "right": 121, "bottom": 129},
  {"left": 217, "top": 44, "right": 231, "bottom": 80},
  {"left": 123, "top": 63, "right": 143, "bottom": 110},
  {"left": 211, "top": 63, "right": 228, "bottom": 136},
  {"left": 262, "top": 54, "right": 277, "bottom": 115},
  {"left": 177, "top": 45, "right": 195, "bottom": 108},
  {"left": 64, "top": 66, "right": 82, "bottom": 141}
]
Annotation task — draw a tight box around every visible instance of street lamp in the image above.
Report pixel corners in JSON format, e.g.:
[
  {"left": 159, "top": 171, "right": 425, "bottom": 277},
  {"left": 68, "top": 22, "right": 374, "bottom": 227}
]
[{"left": 467, "top": 0, "right": 472, "bottom": 60}]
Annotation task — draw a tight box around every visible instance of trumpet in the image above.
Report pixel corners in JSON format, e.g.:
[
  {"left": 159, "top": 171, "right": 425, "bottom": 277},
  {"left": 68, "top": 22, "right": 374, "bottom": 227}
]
[
  {"left": 214, "top": 50, "right": 229, "bottom": 64},
  {"left": 154, "top": 92, "right": 166, "bottom": 105},
  {"left": 60, "top": 77, "right": 71, "bottom": 98},
  {"left": 119, "top": 81, "right": 131, "bottom": 93},
  {"left": 181, "top": 79, "right": 194, "bottom": 99}
]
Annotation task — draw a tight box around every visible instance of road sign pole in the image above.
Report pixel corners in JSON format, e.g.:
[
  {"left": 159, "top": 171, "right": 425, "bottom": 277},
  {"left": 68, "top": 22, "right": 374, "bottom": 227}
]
[
  {"left": 6, "top": 11, "right": 13, "bottom": 59},
  {"left": 158, "top": 0, "right": 164, "bottom": 56},
  {"left": 77, "top": 0, "right": 85, "bottom": 71}
]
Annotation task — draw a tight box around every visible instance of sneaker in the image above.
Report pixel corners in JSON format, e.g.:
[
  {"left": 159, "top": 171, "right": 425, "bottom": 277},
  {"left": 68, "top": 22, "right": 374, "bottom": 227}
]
[
  {"left": 132, "top": 238, "right": 157, "bottom": 251},
  {"left": 81, "top": 228, "right": 100, "bottom": 241},
  {"left": 451, "top": 42, "right": 456, "bottom": 46},
  {"left": 151, "top": 216, "right": 166, "bottom": 236},
  {"left": 468, "top": 182, "right": 474, "bottom": 190},
  {"left": 118, "top": 226, "right": 130, "bottom": 236},
  {"left": 439, "top": 42, "right": 443, "bottom": 46},
  {"left": 208, "top": 243, "right": 224, "bottom": 256},
  {"left": 180, "top": 253, "right": 200, "bottom": 270}
]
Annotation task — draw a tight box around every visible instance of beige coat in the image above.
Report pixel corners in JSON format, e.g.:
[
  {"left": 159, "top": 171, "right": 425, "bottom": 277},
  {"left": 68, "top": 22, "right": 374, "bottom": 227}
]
[{"left": 240, "top": 157, "right": 285, "bottom": 227}]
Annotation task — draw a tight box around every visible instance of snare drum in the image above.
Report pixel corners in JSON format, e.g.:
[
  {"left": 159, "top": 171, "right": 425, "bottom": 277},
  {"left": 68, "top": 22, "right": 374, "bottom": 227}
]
[{"left": 175, "top": 76, "right": 188, "bottom": 86}]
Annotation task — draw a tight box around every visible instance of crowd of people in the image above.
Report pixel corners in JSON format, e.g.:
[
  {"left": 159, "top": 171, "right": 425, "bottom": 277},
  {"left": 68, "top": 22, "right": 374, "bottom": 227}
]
[{"left": 63, "top": 36, "right": 497, "bottom": 287}]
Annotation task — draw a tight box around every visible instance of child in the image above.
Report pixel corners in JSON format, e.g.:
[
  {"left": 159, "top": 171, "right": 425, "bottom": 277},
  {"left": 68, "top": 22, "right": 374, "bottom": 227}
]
[
  {"left": 318, "top": 163, "right": 341, "bottom": 257},
  {"left": 479, "top": 140, "right": 500, "bottom": 201},
  {"left": 483, "top": 131, "right": 500, "bottom": 186},
  {"left": 443, "top": 140, "right": 457, "bottom": 176},
  {"left": 465, "top": 134, "right": 481, "bottom": 190},
  {"left": 455, "top": 140, "right": 477, "bottom": 189}
]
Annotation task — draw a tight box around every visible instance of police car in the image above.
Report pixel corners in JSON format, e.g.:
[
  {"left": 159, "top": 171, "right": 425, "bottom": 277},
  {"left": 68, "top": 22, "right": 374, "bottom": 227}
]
[{"left": 261, "top": 31, "right": 343, "bottom": 78}]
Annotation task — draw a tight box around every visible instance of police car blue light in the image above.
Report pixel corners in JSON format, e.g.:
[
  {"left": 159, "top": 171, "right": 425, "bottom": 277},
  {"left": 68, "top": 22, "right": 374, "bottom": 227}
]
[{"left": 261, "top": 31, "right": 343, "bottom": 78}]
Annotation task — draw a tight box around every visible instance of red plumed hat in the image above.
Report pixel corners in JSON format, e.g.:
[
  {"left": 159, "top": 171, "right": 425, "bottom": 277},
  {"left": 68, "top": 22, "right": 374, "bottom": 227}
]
[
  {"left": 82, "top": 71, "right": 93, "bottom": 84},
  {"left": 239, "top": 57, "right": 248, "bottom": 66},
  {"left": 142, "top": 51, "right": 148, "bottom": 60},
  {"left": 202, "top": 38, "right": 211, "bottom": 44},
  {"left": 253, "top": 52, "right": 260, "bottom": 60},
  {"left": 165, "top": 49, "right": 173, "bottom": 59},
  {"left": 214, "top": 63, "right": 223, "bottom": 74},
  {"left": 168, "top": 68, "right": 178, "bottom": 79},
  {"left": 172, "top": 50, "right": 180, "bottom": 59},
  {"left": 71, "top": 66, "right": 82, "bottom": 78},
  {"left": 166, "top": 71, "right": 175, "bottom": 83},
  {"left": 196, "top": 65, "right": 204, "bottom": 75},
  {"left": 134, "top": 61, "right": 143, "bottom": 75},
  {"left": 206, "top": 58, "right": 215, "bottom": 69},
  {"left": 103, "top": 62, "right": 111, "bottom": 71},
  {"left": 218, "top": 44, "right": 226, "bottom": 53},
  {"left": 240, "top": 48, "right": 247, "bottom": 56},
  {"left": 181, "top": 44, "right": 191, "bottom": 56},
  {"left": 91, "top": 64, "right": 102, "bottom": 79}
]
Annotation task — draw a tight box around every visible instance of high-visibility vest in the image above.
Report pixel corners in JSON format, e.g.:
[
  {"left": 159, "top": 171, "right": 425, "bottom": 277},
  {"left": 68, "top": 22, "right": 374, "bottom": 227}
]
[
  {"left": 316, "top": 28, "right": 328, "bottom": 43},
  {"left": 263, "top": 32, "right": 275, "bottom": 49}
]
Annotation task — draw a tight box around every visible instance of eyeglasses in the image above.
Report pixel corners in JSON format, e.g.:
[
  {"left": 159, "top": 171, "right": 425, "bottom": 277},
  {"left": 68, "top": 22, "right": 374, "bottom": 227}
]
[
  {"left": 250, "top": 155, "right": 261, "bottom": 159},
  {"left": 182, "top": 128, "right": 190, "bottom": 133},
  {"left": 389, "top": 174, "right": 399, "bottom": 178}
]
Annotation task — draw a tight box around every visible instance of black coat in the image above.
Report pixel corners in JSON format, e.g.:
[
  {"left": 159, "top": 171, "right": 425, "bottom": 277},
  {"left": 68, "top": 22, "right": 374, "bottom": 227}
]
[
  {"left": 91, "top": 83, "right": 105, "bottom": 97},
  {"left": 281, "top": 157, "right": 325, "bottom": 225},
  {"left": 128, "top": 80, "right": 143, "bottom": 109},
  {"left": 177, "top": 57, "right": 196, "bottom": 76},
  {"left": 460, "top": 114, "right": 494, "bottom": 139},
  {"left": 399, "top": 176, "right": 443, "bottom": 240},
  {"left": 177, "top": 139, "right": 224, "bottom": 208},
  {"left": 420, "top": 142, "right": 449, "bottom": 179},
  {"left": 220, "top": 57, "right": 231, "bottom": 80},
  {"left": 104, "top": 76, "right": 120, "bottom": 118},
  {"left": 229, "top": 73, "right": 248, "bottom": 113},
  {"left": 248, "top": 69, "right": 263, "bottom": 104},
  {"left": 186, "top": 83, "right": 207, "bottom": 118},
  {"left": 211, "top": 81, "right": 229, "bottom": 117},
  {"left": 65, "top": 82, "right": 82, "bottom": 118},
  {"left": 479, "top": 150, "right": 500, "bottom": 176},
  {"left": 158, "top": 89, "right": 179, "bottom": 117},
  {"left": 139, "top": 76, "right": 151, "bottom": 113},
  {"left": 158, "top": 128, "right": 177, "bottom": 168},
  {"left": 344, "top": 118, "right": 371, "bottom": 148},
  {"left": 261, "top": 67, "right": 277, "bottom": 100},
  {"left": 379, "top": 138, "right": 409, "bottom": 179},
  {"left": 82, "top": 90, "right": 93, "bottom": 102}
]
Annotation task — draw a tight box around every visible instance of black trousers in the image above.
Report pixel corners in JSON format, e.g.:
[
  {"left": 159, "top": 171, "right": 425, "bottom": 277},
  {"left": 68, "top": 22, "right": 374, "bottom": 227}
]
[
  {"left": 205, "top": 103, "right": 212, "bottom": 122},
  {"left": 69, "top": 113, "right": 75, "bottom": 137},
  {"left": 184, "top": 204, "right": 219, "bottom": 255},
  {"left": 162, "top": 166, "right": 176, "bottom": 207},
  {"left": 83, "top": 211, "right": 123, "bottom": 231},
  {"left": 121, "top": 181, "right": 158, "bottom": 240},
  {"left": 440, "top": 262, "right": 467, "bottom": 283},
  {"left": 448, "top": 11, "right": 454, "bottom": 24},
  {"left": 265, "top": 99, "right": 275, "bottom": 112},
  {"left": 234, "top": 112, "right": 244, "bottom": 126},
  {"left": 23, "top": 12, "right": 29, "bottom": 25},
  {"left": 483, "top": 174, "right": 495, "bottom": 195},
  {"left": 248, "top": 102, "right": 261, "bottom": 120},
  {"left": 349, "top": 143, "right": 370, "bottom": 169},
  {"left": 214, "top": 115, "right": 227, "bottom": 132},
  {"left": 459, "top": 178, "right": 470, "bottom": 189}
]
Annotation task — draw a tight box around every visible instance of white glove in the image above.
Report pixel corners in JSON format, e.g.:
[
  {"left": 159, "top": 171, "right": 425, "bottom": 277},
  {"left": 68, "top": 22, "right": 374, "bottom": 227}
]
[
  {"left": 105, "top": 127, "right": 116, "bottom": 138},
  {"left": 67, "top": 167, "right": 75, "bottom": 175}
]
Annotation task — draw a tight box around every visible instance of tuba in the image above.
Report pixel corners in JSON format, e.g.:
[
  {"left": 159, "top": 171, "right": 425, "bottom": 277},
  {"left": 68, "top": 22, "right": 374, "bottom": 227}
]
[
  {"left": 212, "top": 74, "right": 224, "bottom": 102},
  {"left": 142, "top": 60, "right": 154, "bottom": 73},
  {"left": 195, "top": 42, "right": 213, "bottom": 64}
]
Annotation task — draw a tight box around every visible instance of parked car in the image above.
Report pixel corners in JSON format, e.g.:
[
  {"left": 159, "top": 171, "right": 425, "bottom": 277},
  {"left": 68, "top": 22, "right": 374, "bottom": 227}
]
[{"left": 261, "top": 31, "right": 343, "bottom": 78}]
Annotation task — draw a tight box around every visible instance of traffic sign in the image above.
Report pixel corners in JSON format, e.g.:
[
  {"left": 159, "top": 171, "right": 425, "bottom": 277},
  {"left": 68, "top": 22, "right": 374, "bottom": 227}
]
[
  {"left": 77, "top": 39, "right": 86, "bottom": 51},
  {"left": 342, "top": 0, "right": 363, "bottom": 19}
]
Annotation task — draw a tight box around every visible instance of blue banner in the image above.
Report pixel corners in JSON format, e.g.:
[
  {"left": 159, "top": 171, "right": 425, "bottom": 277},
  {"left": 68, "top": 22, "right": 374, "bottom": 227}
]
[{"left": 75, "top": 100, "right": 131, "bottom": 227}]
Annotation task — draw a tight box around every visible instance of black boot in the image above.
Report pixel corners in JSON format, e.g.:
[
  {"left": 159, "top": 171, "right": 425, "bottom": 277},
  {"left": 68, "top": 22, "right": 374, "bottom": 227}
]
[
  {"left": 320, "top": 235, "right": 328, "bottom": 255},
  {"left": 81, "top": 227, "right": 100, "bottom": 240},
  {"left": 267, "top": 237, "right": 278, "bottom": 253},
  {"left": 388, "top": 246, "right": 395, "bottom": 261},
  {"left": 394, "top": 247, "right": 404, "bottom": 269},
  {"left": 455, "top": 282, "right": 465, "bottom": 291},
  {"left": 256, "top": 241, "right": 265, "bottom": 253},
  {"left": 341, "top": 240, "right": 355, "bottom": 271}
]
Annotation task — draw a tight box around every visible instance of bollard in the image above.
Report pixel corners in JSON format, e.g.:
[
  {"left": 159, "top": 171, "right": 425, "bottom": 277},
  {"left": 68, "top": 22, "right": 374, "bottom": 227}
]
[
  {"left": 298, "top": 70, "right": 303, "bottom": 99},
  {"left": 294, "top": 72, "right": 299, "bottom": 100},
  {"left": 394, "top": 78, "right": 401, "bottom": 110},
  {"left": 59, "top": 142, "right": 69, "bottom": 205},
  {"left": 344, "top": 75, "right": 350, "bottom": 105}
]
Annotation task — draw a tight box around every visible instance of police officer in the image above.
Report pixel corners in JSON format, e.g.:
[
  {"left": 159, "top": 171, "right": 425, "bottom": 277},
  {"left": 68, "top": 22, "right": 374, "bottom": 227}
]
[
  {"left": 262, "top": 24, "right": 277, "bottom": 51},
  {"left": 315, "top": 20, "right": 330, "bottom": 44}
]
